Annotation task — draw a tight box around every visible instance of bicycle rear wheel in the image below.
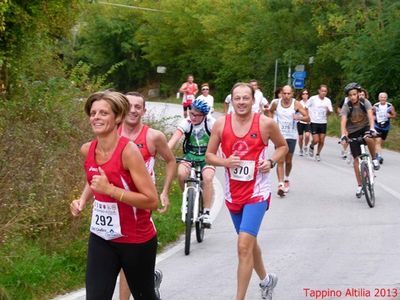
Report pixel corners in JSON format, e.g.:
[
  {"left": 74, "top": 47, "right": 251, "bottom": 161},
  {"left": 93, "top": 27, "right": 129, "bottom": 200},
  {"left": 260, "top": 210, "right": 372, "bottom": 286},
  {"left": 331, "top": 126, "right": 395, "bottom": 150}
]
[
  {"left": 195, "top": 191, "right": 205, "bottom": 243},
  {"left": 185, "top": 189, "right": 195, "bottom": 255},
  {"left": 360, "top": 160, "right": 375, "bottom": 208}
]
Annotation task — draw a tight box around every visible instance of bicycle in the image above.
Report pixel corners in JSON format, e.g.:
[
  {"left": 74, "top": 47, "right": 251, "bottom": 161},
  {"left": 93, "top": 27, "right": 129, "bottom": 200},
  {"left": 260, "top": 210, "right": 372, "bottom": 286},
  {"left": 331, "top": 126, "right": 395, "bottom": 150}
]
[
  {"left": 341, "top": 133, "right": 377, "bottom": 208},
  {"left": 177, "top": 158, "right": 206, "bottom": 255}
]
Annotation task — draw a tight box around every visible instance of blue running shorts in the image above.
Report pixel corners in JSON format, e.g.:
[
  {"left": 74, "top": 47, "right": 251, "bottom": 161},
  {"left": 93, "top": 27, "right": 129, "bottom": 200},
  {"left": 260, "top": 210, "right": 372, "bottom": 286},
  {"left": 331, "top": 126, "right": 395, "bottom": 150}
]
[{"left": 229, "top": 200, "right": 268, "bottom": 237}]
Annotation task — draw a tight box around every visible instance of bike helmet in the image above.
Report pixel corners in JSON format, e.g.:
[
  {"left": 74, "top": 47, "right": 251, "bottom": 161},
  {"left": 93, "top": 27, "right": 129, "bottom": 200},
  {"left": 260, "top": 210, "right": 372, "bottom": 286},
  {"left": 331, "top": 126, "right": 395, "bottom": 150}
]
[
  {"left": 191, "top": 99, "right": 210, "bottom": 115},
  {"left": 344, "top": 82, "right": 362, "bottom": 95}
]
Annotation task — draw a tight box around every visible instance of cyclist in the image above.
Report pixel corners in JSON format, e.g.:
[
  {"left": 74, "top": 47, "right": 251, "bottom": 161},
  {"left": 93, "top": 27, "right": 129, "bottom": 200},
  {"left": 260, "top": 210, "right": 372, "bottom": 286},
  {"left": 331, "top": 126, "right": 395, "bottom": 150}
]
[
  {"left": 179, "top": 74, "right": 198, "bottom": 118},
  {"left": 307, "top": 84, "right": 333, "bottom": 161},
  {"left": 118, "top": 92, "right": 176, "bottom": 300},
  {"left": 168, "top": 99, "right": 215, "bottom": 227},
  {"left": 340, "top": 83, "right": 380, "bottom": 198},
  {"left": 373, "top": 92, "right": 397, "bottom": 164},
  {"left": 296, "top": 89, "right": 311, "bottom": 156},
  {"left": 69, "top": 91, "right": 159, "bottom": 299},
  {"left": 268, "top": 85, "right": 309, "bottom": 196},
  {"left": 206, "top": 82, "right": 288, "bottom": 300}
]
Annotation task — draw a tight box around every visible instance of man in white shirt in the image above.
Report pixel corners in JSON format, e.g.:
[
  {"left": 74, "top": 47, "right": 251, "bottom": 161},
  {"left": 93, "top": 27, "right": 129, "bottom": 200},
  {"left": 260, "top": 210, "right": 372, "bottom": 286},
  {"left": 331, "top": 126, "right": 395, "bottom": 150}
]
[
  {"left": 249, "top": 79, "right": 267, "bottom": 113},
  {"left": 306, "top": 84, "right": 333, "bottom": 161}
]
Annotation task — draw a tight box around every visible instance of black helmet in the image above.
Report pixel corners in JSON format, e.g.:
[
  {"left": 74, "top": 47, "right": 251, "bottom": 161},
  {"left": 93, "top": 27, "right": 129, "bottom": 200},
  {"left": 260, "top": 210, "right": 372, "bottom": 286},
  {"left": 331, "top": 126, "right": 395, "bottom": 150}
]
[{"left": 344, "top": 82, "right": 362, "bottom": 95}]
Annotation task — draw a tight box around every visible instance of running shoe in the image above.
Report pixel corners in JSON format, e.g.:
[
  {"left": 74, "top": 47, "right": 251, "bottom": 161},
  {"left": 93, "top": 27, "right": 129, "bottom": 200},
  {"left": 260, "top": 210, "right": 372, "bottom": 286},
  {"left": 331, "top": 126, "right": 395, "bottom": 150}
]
[
  {"left": 283, "top": 180, "right": 290, "bottom": 193},
  {"left": 154, "top": 269, "right": 163, "bottom": 300},
  {"left": 299, "top": 149, "right": 304, "bottom": 156},
  {"left": 356, "top": 186, "right": 362, "bottom": 198},
  {"left": 372, "top": 159, "right": 380, "bottom": 171},
  {"left": 260, "top": 273, "right": 278, "bottom": 300},
  {"left": 376, "top": 155, "right": 384, "bottom": 164},
  {"left": 303, "top": 146, "right": 308, "bottom": 155},
  {"left": 201, "top": 213, "right": 212, "bottom": 229},
  {"left": 340, "top": 150, "right": 347, "bottom": 160},
  {"left": 315, "top": 154, "right": 321, "bottom": 162},
  {"left": 308, "top": 145, "right": 314, "bottom": 157},
  {"left": 277, "top": 183, "right": 285, "bottom": 197}
]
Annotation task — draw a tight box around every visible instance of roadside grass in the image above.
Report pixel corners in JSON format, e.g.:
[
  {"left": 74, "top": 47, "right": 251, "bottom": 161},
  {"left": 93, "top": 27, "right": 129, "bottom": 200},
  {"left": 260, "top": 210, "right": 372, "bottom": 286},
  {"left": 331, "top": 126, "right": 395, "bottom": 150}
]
[{"left": 0, "top": 84, "right": 185, "bottom": 299}]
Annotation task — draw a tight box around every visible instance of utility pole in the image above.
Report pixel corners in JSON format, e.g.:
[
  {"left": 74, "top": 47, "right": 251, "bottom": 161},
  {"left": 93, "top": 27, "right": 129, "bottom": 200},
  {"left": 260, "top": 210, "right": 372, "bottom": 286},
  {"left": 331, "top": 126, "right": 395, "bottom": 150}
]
[{"left": 273, "top": 59, "right": 278, "bottom": 97}]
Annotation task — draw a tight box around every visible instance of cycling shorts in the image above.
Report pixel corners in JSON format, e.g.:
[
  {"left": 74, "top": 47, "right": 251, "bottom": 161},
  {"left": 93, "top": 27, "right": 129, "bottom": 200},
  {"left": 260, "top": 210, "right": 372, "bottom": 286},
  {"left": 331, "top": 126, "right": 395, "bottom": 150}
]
[
  {"left": 310, "top": 123, "right": 327, "bottom": 135},
  {"left": 348, "top": 126, "right": 369, "bottom": 158},
  {"left": 229, "top": 200, "right": 269, "bottom": 237},
  {"left": 297, "top": 122, "right": 310, "bottom": 135}
]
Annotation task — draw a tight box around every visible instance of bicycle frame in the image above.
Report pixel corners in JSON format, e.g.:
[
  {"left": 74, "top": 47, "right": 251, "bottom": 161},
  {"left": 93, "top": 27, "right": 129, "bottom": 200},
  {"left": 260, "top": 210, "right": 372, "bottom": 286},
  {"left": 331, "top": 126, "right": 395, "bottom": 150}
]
[
  {"left": 358, "top": 143, "right": 374, "bottom": 185},
  {"left": 180, "top": 162, "right": 203, "bottom": 223}
]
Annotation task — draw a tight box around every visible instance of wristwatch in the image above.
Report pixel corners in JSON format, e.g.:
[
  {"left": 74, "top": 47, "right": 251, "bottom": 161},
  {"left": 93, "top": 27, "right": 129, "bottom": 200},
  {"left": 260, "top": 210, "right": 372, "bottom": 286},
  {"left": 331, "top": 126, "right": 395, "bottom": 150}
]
[{"left": 268, "top": 159, "right": 276, "bottom": 168}]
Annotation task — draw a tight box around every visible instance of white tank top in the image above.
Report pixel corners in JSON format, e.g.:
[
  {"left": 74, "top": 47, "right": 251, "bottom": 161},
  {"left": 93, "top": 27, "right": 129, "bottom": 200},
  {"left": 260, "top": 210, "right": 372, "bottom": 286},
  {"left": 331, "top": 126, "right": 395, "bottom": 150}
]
[{"left": 276, "top": 99, "right": 298, "bottom": 139}]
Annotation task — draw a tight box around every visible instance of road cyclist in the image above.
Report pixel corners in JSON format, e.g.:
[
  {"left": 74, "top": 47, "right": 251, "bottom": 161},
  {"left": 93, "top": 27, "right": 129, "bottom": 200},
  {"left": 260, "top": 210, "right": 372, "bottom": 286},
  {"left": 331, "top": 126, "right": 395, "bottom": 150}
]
[
  {"left": 168, "top": 98, "right": 215, "bottom": 228},
  {"left": 340, "top": 82, "right": 380, "bottom": 199},
  {"left": 206, "top": 82, "right": 288, "bottom": 300}
]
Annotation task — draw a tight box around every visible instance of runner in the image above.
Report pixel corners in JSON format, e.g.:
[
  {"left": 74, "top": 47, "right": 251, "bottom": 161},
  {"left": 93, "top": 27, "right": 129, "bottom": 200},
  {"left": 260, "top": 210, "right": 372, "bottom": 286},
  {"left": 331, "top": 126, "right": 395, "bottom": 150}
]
[
  {"left": 118, "top": 92, "right": 176, "bottom": 300},
  {"left": 296, "top": 89, "right": 311, "bottom": 157},
  {"left": 179, "top": 74, "right": 198, "bottom": 118},
  {"left": 307, "top": 84, "right": 333, "bottom": 161},
  {"left": 224, "top": 93, "right": 234, "bottom": 114},
  {"left": 69, "top": 91, "right": 159, "bottom": 300},
  {"left": 373, "top": 92, "right": 397, "bottom": 164},
  {"left": 340, "top": 83, "right": 380, "bottom": 198},
  {"left": 168, "top": 99, "right": 215, "bottom": 227},
  {"left": 249, "top": 79, "right": 266, "bottom": 113},
  {"left": 268, "top": 85, "right": 309, "bottom": 196},
  {"left": 206, "top": 82, "right": 288, "bottom": 300},
  {"left": 196, "top": 83, "right": 214, "bottom": 115}
]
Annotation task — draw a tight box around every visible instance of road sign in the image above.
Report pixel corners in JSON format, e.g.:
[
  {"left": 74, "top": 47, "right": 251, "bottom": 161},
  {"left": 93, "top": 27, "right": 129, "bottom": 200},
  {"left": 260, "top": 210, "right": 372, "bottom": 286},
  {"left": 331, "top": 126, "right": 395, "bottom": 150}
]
[
  {"left": 292, "top": 71, "right": 307, "bottom": 80},
  {"left": 157, "top": 66, "right": 167, "bottom": 73},
  {"left": 293, "top": 78, "right": 305, "bottom": 89}
]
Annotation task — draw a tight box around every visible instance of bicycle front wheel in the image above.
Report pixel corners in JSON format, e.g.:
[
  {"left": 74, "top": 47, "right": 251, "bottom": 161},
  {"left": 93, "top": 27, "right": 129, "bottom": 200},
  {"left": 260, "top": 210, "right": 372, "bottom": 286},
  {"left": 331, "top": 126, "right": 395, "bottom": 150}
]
[
  {"left": 360, "top": 160, "right": 375, "bottom": 208},
  {"left": 185, "top": 189, "right": 195, "bottom": 255},
  {"left": 195, "top": 191, "right": 205, "bottom": 243}
]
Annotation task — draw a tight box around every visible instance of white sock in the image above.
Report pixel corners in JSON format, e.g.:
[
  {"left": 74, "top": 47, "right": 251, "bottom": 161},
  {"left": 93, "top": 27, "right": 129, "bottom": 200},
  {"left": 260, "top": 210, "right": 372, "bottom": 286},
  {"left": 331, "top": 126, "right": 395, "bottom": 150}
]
[
  {"left": 261, "top": 274, "right": 270, "bottom": 286},
  {"left": 284, "top": 176, "right": 289, "bottom": 181}
]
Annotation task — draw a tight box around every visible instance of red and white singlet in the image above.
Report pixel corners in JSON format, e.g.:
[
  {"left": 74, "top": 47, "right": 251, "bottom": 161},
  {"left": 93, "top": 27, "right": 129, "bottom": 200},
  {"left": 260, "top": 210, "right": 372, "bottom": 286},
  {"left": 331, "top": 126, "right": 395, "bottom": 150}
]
[
  {"left": 118, "top": 125, "right": 156, "bottom": 182},
  {"left": 221, "top": 113, "right": 271, "bottom": 213},
  {"left": 85, "top": 136, "right": 156, "bottom": 243},
  {"left": 183, "top": 82, "right": 197, "bottom": 105}
]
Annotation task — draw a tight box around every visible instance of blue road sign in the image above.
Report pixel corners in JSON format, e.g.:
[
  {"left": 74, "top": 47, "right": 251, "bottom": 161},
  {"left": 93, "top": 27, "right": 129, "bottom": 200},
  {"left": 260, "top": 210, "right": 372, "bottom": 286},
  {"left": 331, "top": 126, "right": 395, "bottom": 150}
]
[
  {"left": 293, "top": 78, "right": 305, "bottom": 89},
  {"left": 292, "top": 71, "right": 307, "bottom": 80}
]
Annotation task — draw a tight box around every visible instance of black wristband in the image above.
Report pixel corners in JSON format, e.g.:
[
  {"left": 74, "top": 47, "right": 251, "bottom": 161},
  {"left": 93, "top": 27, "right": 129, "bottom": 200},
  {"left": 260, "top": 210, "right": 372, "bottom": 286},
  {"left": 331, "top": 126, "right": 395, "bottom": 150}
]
[{"left": 268, "top": 159, "right": 276, "bottom": 168}]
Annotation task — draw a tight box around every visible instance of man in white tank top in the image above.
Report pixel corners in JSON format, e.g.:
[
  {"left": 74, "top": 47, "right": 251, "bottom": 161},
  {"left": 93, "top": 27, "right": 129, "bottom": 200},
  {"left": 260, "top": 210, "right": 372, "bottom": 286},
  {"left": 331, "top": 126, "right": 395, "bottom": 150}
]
[{"left": 268, "top": 85, "right": 309, "bottom": 196}]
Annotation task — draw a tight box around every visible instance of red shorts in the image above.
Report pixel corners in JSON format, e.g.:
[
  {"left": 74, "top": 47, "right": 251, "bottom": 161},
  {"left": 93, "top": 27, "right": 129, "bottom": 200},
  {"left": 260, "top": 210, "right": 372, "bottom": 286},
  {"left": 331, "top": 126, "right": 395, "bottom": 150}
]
[
  {"left": 225, "top": 195, "right": 271, "bottom": 214},
  {"left": 183, "top": 100, "right": 193, "bottom": 108}
]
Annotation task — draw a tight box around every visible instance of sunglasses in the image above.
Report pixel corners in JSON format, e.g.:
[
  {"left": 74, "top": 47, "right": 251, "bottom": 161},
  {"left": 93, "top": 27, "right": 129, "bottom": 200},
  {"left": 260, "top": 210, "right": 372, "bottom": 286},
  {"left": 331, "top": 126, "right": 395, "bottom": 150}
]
[
  {"left": 302, "top": 92, "right": 309, "bottom": 95},
  {"left": 202, "top": 88, "right": 209, "bottom": 91}
]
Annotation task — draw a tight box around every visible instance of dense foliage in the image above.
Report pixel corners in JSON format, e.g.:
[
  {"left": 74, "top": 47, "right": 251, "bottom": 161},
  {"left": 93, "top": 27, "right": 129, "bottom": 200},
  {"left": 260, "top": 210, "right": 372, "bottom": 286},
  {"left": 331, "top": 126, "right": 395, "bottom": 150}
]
[{"left": 0, "top": 0, "right": 399, "bottom": 298}]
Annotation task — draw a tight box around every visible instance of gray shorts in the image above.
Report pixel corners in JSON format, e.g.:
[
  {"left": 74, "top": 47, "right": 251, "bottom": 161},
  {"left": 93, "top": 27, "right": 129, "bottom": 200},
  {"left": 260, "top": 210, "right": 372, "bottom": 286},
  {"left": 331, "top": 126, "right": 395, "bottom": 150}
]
[{"left": 286, "top": 139, "right": 296, "bottom": 154}]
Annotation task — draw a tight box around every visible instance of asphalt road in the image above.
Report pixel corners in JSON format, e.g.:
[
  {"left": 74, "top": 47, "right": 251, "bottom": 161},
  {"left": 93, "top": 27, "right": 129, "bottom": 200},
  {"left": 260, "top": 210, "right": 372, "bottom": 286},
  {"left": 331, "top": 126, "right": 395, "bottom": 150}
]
[{"left": 56, "top": 102, "right": 400, "bottom": 300}]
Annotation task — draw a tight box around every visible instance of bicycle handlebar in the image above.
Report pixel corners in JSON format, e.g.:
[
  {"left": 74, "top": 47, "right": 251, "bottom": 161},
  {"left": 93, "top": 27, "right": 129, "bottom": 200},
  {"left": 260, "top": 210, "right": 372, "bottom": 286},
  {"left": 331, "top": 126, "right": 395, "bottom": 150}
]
[
  {"left": 176, "top": 157, "right": 205, "bottom": 167},
  {"left": 338, "top": 131, "right": 380, "bottom": 144}
]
